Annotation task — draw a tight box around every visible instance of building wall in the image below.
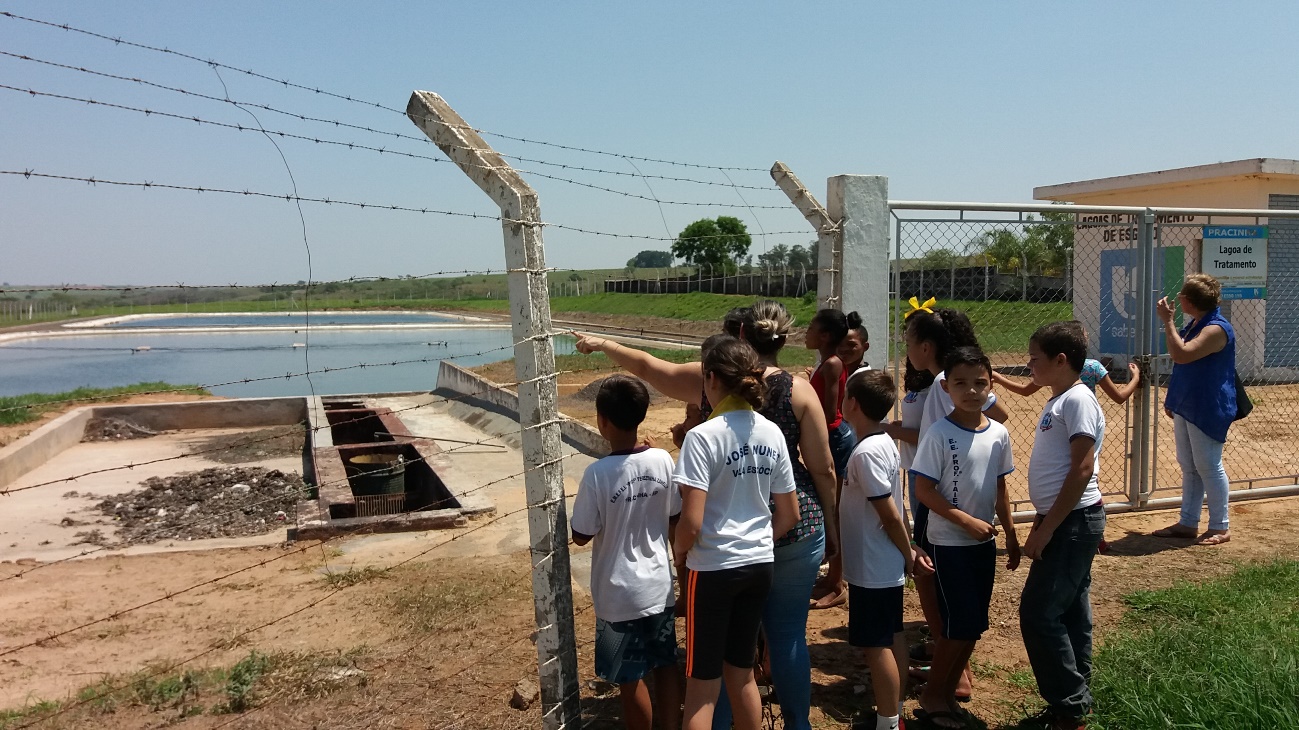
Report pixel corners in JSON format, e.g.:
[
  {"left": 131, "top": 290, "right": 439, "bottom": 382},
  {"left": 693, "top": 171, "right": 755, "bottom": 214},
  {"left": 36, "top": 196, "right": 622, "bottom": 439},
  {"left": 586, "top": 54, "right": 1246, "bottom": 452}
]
[{"left": 1266, "top": 194, "right": 1299, "bottom": 370}]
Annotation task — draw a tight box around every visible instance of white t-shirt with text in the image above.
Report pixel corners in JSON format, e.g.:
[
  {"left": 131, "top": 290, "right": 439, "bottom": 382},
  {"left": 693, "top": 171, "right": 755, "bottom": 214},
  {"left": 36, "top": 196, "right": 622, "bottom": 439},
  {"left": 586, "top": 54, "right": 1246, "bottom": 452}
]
[
  {"left": 841, "top": 432, "right": 906, "bottom": 589},
  {"left": 674, "top": 411, "right": 796, "bottom": 572},
  {"left": 571, "top": 447, "right": 679, "bottom": 623},
  {"left": 910, "top": 417, "right": 1014, "bottom": 546},
  {"left": 1028, "top": 382, "right": 1105, "bottom": 514}
]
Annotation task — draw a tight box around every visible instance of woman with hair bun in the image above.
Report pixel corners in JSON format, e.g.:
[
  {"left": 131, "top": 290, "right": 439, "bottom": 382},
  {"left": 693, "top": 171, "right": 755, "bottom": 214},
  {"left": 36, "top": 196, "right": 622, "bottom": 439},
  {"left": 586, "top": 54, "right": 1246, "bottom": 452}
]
[
  {"left": 574, "top": 299, "right": 836, "bottom": 730},
  {"left": 674, "top": 335, "right": 801, "bottom": 730}
]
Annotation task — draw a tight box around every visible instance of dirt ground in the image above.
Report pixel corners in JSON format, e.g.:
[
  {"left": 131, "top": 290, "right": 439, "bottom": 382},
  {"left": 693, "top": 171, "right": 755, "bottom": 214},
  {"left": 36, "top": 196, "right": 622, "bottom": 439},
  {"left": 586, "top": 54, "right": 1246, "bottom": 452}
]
[{"left": 2, "top": 355, "right": 1298, "bottom": 729}]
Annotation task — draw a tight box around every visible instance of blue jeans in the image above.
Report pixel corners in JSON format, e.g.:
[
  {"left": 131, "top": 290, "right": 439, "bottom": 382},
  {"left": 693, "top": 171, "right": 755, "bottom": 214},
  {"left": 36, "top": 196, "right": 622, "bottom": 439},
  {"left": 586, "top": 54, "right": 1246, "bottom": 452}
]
[
  {"left": 1173, "top": 415, "right": 1230, "bottom": 531},
  {"left": 828, "top": 420, "right": 855, "bottom": 480},
  {"left": 713, "top": 529, "right": 824, "bottom": 730},
  {"left": 1019, "top": 504, "right": 1105, "bottom": 719}
]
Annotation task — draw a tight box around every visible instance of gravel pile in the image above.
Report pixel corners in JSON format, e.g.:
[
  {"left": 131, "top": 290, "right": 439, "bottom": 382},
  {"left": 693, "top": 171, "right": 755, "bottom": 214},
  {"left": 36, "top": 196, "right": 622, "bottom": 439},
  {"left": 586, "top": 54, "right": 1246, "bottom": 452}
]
[
  {"left": 97, "top": 466, "right": 307, "bottom": 545},
  {"left": 83, "top": 418, "right": 159, "bottom": 441}
]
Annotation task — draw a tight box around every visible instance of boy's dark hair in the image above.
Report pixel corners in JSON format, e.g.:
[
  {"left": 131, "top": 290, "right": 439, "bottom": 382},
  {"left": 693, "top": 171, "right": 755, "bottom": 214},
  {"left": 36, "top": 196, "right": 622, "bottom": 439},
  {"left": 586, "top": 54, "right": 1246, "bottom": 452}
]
[
  {"left": 595, "top": 374, "right": 651, "bottom": 431},
  {"left": 943, "top": 345, "right": 993, "bottom": 378},
  {"left": 722, "top": 306, "right": 749, "bottom": 338},
  {"left": 845, "top": 370, "right": 896, "bottom": 422},
  {"left": 810, "top": 308, "right": 850, "bottom": 347},
  {"left": 1030, "top": 321, "right": 1087, "bottom": 373},
  {"left": 845, "top": 310, "right": 867, "bottom": 344}
]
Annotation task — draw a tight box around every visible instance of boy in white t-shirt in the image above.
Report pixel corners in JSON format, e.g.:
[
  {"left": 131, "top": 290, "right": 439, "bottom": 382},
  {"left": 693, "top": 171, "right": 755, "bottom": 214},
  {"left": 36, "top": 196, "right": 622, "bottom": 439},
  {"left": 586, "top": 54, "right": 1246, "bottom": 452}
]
[
  {"left": 840, "top": 370, "right": 918, "bottom": 730},
  {"left": 910, "top": 347, "right": 1020, "bottom": 730},
  {"left": 1018, "top": 323, "right": 1107, "bottom": 730},
  {"left": 571, "top": 375, "right": 682, "bottom": 730}
]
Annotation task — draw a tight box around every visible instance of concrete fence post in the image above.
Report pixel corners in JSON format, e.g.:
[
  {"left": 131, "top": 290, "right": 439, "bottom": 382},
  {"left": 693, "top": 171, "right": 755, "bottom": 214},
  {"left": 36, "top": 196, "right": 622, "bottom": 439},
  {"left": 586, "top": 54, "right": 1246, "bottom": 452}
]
[
  {"left": 407, "top": 91, "right": 581, "bottom": 728},
  {"left": 829, "top": 175, "right": 890, "bottom": 370}
]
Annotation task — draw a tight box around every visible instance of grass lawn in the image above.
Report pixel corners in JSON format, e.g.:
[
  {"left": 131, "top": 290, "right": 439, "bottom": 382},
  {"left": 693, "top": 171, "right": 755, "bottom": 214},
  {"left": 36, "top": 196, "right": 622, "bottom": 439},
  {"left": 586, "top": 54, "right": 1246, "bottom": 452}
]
[
  {"left": 0, "top": 383, "right": 209, "bottom": 425},
  {"left": 1084, "top": 559, "right": 1299, "bottom": 729}
]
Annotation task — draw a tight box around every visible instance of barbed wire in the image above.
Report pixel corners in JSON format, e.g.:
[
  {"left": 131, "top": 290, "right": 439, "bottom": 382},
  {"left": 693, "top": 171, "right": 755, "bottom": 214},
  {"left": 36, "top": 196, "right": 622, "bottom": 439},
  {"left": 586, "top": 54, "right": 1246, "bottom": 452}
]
[
  {"left": 0, "top": 50, "right": 781, "bottom": 192},
  {"left": 0, "top": 170, "right": 811, "bottom": 243},
  {"left": 0, "top": 11, "right": 770, "bottom": 173},
  {"left": 0, "top": 83, "right": 788, "bottom": 210}
]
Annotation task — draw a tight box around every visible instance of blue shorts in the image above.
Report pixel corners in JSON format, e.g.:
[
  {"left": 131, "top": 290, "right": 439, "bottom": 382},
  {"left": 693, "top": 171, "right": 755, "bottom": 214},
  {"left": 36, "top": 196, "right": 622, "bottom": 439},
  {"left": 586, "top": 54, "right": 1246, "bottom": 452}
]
[
  {"left": 829, "top": 420, "right": 855, "bottom": 480},
  {"left": 930, "top": 541, "right": 996, "bottom": 641},
  {"left": 848, "top": 584, "right": 904, "bottom": 648},
  {"left": 594, "top": 606, "right": 678, "bottom": 685}
]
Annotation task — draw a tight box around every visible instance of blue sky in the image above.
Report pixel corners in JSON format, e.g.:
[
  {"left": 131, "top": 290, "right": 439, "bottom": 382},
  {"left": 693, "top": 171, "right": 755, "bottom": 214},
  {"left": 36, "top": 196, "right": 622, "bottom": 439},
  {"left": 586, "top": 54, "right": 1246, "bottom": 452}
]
[{"left": 2, "top": 1, "right": 1295, "bottom": 285}]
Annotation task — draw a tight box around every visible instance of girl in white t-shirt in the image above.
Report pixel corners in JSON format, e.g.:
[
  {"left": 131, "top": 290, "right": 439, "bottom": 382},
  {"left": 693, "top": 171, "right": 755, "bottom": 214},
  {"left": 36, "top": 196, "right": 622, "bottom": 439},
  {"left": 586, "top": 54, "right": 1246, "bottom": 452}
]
[
  {"left": 894, "top": 307, "right": 1008, "bottom": 703},
  {"left": 674, "top": 336, "right": 800, "bottom": 730}
]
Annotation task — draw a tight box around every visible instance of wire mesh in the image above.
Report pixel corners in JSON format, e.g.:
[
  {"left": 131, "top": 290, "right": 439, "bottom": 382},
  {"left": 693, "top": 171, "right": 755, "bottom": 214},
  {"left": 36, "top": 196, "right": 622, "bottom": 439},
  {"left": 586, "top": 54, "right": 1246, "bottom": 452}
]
[{"left": 892, "top": 212, "right": 1137, "bottom": 509}]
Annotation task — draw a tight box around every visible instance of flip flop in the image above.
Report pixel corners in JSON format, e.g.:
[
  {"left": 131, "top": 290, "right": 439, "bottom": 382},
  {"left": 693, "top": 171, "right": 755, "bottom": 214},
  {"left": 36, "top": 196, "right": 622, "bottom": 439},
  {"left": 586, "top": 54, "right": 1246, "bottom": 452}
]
[
  {"left": 1152, "top": 526, "right": 1196, "bottom": 538},
  {"left": 1196, "top": 531, "right": 1231, "bottom": 546},
  {"left": 913, "top": 682, "right": 971, "bottom": 703},
  {"left": 810, "top": 584, "right": 848, "bottom": 610},
  {"left": 912, "top": 707, "right": 968, "bottom": 729}
]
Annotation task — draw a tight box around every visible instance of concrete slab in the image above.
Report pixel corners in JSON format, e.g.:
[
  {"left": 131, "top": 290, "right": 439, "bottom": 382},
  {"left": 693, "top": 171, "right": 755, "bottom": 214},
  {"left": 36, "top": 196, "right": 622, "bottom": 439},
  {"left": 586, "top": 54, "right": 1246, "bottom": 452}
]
[{"left": 0, "top": 429, "right": 301, "bottom": 564}]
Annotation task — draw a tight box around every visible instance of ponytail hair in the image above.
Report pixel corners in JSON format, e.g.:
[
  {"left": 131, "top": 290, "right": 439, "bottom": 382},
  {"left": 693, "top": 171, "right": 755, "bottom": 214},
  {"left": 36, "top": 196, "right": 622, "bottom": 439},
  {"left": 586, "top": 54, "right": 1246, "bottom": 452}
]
[
  {"left": 703, "top": 336, "right": 768, "bottom": 408},
  {"left": 810, "top": 308, "right": 850, "bottom": 347},
  {"left": 906, "top": 307, "right": 980, "bottom": 366}
]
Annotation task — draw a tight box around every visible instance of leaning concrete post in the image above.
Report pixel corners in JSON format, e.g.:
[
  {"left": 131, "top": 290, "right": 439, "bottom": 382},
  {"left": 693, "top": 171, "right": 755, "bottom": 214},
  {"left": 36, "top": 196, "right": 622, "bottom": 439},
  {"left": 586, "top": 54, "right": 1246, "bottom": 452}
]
[
  {"left": 829, "top": 175, "right": 890, "bottom": 370},
  {"left": 771, "top": 162, "right": 841, "bottom": 310},
  {"left": 408, "top": 91, "right": 581, "bottom": 728}
]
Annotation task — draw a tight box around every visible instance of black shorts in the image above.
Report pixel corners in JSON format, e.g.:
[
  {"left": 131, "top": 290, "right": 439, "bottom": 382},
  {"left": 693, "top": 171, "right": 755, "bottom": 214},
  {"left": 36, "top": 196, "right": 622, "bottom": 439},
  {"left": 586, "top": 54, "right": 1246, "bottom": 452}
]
[
  {"left": 930, "top": 541, "right": 996, "bottom": 641},
  {"left": 684, "top": 562, "right": 773, "bottom": 680},
  {"left": 848, "top": 584, "right": 904, "bottom": 648}
]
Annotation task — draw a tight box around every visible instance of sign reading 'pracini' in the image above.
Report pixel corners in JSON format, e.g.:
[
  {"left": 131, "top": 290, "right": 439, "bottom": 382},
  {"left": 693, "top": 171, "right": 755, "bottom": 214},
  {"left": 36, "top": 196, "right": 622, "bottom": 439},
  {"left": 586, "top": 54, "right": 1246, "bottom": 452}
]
[{"left": 1201, "top": 225, "right": 1267, "bottom": 300}]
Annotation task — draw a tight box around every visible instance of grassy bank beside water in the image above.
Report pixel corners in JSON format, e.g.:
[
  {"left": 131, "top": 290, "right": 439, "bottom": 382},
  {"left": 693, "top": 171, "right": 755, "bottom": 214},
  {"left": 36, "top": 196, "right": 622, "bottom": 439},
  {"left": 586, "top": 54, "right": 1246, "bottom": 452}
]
[{"left": 0, "top": 383, "right": 210, "bottom": 425}]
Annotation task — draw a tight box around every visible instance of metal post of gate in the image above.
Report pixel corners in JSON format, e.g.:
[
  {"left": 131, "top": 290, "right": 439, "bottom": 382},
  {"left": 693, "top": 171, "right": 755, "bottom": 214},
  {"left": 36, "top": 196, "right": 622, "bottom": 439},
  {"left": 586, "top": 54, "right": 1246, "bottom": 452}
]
[
  {"left": 1130, "top": 209, "right": 1158, "bottom": 507},
  {"left": 407, "top": 91, "right": 581, "bottom": 729}
]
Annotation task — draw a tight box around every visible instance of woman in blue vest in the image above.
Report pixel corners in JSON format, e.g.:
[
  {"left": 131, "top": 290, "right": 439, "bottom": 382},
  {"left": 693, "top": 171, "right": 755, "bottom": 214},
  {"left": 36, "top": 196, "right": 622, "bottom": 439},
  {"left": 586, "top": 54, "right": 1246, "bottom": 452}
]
[{"left": 1152, "top": 273, "right": 1237, "bottom": 546}]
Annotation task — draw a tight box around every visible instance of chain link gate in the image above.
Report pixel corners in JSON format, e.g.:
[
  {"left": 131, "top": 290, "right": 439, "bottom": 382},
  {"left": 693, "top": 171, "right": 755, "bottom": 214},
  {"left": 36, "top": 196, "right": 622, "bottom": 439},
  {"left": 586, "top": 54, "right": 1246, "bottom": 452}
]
[{"left": 889, "top": 202, "right": 1299, "bottom": 521}]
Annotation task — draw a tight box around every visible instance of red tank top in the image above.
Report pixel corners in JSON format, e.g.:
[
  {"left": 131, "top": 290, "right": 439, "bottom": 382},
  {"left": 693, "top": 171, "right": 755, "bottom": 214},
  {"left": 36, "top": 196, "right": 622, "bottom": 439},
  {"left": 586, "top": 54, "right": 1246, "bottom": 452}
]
[{"left": 810, "top": 359, "right": 846, "bottom": 429}]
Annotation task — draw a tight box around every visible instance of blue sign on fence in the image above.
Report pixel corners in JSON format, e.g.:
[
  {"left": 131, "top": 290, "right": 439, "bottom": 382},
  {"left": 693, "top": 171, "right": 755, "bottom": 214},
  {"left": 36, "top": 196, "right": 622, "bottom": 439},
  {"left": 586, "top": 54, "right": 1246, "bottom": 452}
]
[{"left": 1099, "top": 246, "right": 1184, "bottom": 355}]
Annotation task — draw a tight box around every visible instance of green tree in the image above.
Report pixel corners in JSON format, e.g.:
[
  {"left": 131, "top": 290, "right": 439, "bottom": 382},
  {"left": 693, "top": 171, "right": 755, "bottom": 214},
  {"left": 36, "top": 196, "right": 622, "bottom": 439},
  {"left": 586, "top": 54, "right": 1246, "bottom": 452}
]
[
  {"left": 1024, "top": 208, "right": 1076, "bottom": 276},
  {"left": 625, "top": 250, "right": 673, "bottom": 269},
  {"left": 920, "top": 247, "right": 958, "bottom": 270},
  {"left": 671, "top": 216, "right": 752, "bottom": 272},
  {"left": 976, "top": 228, "right": 1049, "bottom": 273},
  {"left": 756, "top": 244, "right": 791, "bottom": 270}
]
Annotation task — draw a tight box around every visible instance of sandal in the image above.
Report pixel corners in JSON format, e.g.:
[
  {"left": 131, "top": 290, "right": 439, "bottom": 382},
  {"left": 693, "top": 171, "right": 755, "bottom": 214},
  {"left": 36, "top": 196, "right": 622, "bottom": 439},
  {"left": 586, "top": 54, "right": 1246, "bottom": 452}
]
[
  {"left": 1152, "top": 525, "right": 1196, "bottom": 538},
  {"left": 810, "top": 583, "right": 848, "bottom": 610},
  {"left": 912, "top": 707, "right": 968, "bottom": 729}
]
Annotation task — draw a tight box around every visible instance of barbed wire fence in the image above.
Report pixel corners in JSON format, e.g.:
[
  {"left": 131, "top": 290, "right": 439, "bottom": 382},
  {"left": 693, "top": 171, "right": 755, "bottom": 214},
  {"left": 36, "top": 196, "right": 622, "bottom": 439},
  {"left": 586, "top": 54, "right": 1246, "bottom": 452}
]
[{"left": 0, "top": 8, "right": 809, "bottom": 729}]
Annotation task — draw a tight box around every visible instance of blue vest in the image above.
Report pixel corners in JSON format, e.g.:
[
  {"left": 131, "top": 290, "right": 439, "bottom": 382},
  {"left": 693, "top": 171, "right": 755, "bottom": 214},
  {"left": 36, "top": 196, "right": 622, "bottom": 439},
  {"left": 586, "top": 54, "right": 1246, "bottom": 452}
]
[{"left": 1164, "top": 307, "right": 1236, "bottom": 442}]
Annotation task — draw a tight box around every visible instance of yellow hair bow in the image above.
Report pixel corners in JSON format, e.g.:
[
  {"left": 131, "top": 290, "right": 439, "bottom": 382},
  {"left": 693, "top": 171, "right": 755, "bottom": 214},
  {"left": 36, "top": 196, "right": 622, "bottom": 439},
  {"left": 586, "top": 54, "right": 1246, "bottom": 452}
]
[{"left": 904, "top": 296, "right": 936, "bottom": 319}]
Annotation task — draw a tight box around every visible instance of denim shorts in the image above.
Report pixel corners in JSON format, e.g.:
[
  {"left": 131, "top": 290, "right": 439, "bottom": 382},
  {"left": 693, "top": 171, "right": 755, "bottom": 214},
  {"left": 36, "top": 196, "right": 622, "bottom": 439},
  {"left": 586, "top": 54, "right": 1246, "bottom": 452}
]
[
  {"left": 828, "top": 420, "right": 855, "bottom": 480},
  {"left": 594, "top": 606, "right": 677, "bottom": 684}
]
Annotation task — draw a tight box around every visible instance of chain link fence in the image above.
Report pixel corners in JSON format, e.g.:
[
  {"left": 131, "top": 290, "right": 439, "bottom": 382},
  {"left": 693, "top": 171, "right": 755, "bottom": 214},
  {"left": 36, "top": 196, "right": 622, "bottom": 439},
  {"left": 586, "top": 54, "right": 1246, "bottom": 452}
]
[{"left": 891, "top": 203, "right": 1299, "bottom": 517}]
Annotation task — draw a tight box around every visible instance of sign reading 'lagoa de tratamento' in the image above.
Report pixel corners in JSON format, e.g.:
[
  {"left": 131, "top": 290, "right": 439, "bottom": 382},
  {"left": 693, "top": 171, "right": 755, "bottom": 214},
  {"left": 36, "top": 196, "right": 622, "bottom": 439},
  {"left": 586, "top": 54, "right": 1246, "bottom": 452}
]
[{"left": 1202, "top": 225, "right": 1267, "bottom": 300}]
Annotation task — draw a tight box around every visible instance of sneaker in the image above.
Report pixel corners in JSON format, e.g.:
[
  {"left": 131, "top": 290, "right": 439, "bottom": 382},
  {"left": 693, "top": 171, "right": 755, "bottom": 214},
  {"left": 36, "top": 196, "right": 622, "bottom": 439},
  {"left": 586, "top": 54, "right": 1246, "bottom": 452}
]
[{"left": 1024, "top": 706, "right": 1089, "bottom": 730}]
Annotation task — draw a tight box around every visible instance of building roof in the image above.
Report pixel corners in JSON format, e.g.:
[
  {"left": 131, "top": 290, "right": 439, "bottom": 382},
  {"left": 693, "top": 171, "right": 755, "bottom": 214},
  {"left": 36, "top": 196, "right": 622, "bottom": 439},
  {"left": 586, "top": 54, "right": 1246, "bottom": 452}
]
[{"left": 1035, "top": 158, "right": 1299, "bottom": 200}]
